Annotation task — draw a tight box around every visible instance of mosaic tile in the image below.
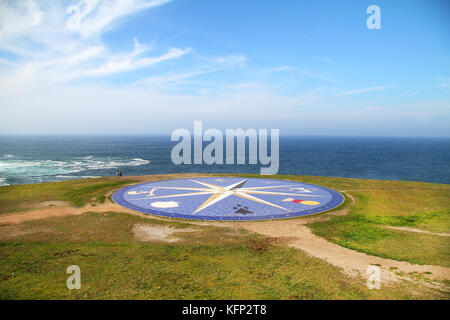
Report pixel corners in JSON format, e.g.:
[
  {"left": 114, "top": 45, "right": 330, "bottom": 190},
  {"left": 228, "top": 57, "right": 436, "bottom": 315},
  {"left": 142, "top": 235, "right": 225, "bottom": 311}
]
[{"left": 112, "top": 177, "right": 344, "bottom": 221}]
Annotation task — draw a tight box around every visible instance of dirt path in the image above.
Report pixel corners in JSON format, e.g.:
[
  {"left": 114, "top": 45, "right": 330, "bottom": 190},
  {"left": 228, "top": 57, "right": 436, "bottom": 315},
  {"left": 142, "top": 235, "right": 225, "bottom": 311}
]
[
  {"left": 236, "top": 219, "right": 450, "bottom": 284},
  {"left": 381, "top": 225, "right": 450, "bottom": 237},
  {"left": 0, "top": 201, "right": 136, "bottom": 225}
]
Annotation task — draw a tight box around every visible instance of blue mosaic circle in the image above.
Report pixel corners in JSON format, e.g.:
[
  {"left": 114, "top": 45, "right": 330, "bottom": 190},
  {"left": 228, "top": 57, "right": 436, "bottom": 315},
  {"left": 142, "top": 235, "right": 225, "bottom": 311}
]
[{"left": 112, "top": 177, "right": 344, "bottom": 221}]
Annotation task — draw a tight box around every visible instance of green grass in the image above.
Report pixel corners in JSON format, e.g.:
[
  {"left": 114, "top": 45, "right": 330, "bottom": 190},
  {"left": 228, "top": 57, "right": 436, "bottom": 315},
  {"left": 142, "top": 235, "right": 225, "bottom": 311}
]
[
  {"left": 0, "top": 211, "right": 436, "bottom": 300},
  {"left": 308, "top": 189, "right": 450, "bottom": 267},
  {"left": 0, "top": 177, "right": 135, "bottom": 213},
  {"left": 309, "top": 213, "right": 450, "bottom": 267},
  {"left": 365, "top": 210, "right": 449, "bottom": 233}
]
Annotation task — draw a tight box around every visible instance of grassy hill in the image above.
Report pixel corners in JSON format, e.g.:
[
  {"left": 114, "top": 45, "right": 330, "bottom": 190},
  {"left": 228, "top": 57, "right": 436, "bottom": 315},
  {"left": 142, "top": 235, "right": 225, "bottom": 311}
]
[{"left": 0, "top": 174, "right": 448, "bottom": 299}]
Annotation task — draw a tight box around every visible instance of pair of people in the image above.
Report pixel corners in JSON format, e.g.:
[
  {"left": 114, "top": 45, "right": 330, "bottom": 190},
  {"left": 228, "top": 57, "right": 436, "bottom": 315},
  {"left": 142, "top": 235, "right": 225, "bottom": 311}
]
[{"left": 116, "top": 170, "right": 123, "bottom": 177}]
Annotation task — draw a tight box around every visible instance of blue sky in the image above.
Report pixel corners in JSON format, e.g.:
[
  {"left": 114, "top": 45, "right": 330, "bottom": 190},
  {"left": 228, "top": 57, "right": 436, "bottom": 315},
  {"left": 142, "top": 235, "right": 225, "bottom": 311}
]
[{"left": 0, "top": 0, "right": 449, "bottom": 136}]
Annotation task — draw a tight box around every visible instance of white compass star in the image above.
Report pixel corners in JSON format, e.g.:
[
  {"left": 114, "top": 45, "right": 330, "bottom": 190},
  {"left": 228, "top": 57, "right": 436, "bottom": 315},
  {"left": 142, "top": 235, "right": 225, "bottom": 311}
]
[{"left": 132, "top": 179, "right": 326, "bottom": 214}]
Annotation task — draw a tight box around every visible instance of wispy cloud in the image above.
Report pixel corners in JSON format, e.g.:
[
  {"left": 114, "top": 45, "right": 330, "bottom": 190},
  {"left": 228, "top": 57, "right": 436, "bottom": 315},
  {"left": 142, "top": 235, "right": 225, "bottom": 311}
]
[
  {"left": 71, "top": 47, "right": 191, "bottom": 78},
  {"left": 0, "top": 0, "right": 43, "bottom": 41},
  {"left": 139, "top": 67, "right": 219, "bottom": 86},
  {"left": 300, "top": 70, "right": 341, "bottom": 85},
  {"left": 66, "top": 0, "right": 172, "bottom": 38},
  {"left": 0, "top": 0, "right": 190, "bottom": 93},
  {"left": 334, "top": 86, "right": 391, "bottom": 97},
  {"left": 137, "top": 53, "right": 248, "bottom": 87}
]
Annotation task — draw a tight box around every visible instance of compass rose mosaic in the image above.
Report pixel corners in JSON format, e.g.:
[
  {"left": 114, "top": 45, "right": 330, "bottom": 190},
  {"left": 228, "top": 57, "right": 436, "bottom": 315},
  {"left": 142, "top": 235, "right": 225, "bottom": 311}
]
[{"left": 112, "top": 177, "right": 344, "bottom": 221}]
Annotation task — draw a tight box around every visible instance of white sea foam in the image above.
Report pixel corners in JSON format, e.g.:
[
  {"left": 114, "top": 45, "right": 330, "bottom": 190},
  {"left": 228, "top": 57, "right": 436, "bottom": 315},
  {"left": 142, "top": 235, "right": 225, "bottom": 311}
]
[
  {"left": 54, "top": 175, "right": 101, "bottom": 180},
  {"left": 0, "top": 157, "right": 150, "bottom": 180},
  {"left": 0, "top": 177, "right": 9, "bottom": 186}
]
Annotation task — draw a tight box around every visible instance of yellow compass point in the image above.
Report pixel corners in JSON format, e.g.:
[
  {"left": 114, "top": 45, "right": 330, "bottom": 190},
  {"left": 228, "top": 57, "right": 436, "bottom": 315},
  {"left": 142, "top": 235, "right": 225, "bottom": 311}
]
[{"left": 301, "top": 201, "right": 320, "bottom": 206}]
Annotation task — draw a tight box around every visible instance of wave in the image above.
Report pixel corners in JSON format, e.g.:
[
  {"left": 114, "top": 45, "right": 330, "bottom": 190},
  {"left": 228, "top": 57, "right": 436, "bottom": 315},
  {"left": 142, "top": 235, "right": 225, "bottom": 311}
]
[
  {"left": 0, "top": 157, "right": 150, "bottom": 179},
  {"left": 54, "top": 175, "right": 101, "bottom": 179},
  {"left": 0, "top": 177, "right": 9, "bottom": 186}
]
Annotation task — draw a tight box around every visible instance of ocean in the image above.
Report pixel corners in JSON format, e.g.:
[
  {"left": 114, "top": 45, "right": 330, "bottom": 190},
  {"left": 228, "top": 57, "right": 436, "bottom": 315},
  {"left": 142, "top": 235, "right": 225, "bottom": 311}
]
[{"left": 0, "top": 135, "right": 449, "bottom": 186}]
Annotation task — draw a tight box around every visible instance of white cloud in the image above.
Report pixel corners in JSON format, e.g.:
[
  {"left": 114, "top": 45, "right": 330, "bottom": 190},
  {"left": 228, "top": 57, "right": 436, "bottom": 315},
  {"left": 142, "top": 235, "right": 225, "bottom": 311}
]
[
  {"left": 70, "top": 47, "right": 191, "bottom": 78},
  {"left": 0, "top": 0, "right": 249, "bottom": 99},
  {"left": 0, "top": 0, "right": 190, "bottom": 93},
  {"left": 0, "top": 0, "right": 43, "bottom": 41},
  {"left": 215, "top": 54, "right": 247, "bottom": 67},
  {"left": 65, "top": 0, "right": 172, "bottom": 38}
]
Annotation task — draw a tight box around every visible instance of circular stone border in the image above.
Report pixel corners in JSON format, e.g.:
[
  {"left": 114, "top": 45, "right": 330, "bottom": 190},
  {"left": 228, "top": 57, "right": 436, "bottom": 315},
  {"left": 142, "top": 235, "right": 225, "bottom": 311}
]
[{"left": 112, "top": 177, "right": 345, "bottom": 221}]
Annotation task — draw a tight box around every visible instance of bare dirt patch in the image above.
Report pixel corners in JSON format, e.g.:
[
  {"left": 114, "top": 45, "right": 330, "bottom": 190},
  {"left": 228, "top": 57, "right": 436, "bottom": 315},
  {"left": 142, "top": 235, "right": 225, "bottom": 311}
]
[
  {"left": 131, "top": 224, "right": 197, "bottom": 242},
  {"left": 0, "top": 225, "right": 53, "bottom": 240}
]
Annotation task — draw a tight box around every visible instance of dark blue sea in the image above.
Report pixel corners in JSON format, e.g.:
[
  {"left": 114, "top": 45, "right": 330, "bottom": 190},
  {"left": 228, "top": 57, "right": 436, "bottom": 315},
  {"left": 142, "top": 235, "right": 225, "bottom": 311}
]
[{"left": 0, "top": 135, "right": 449, "bottom": 186}]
